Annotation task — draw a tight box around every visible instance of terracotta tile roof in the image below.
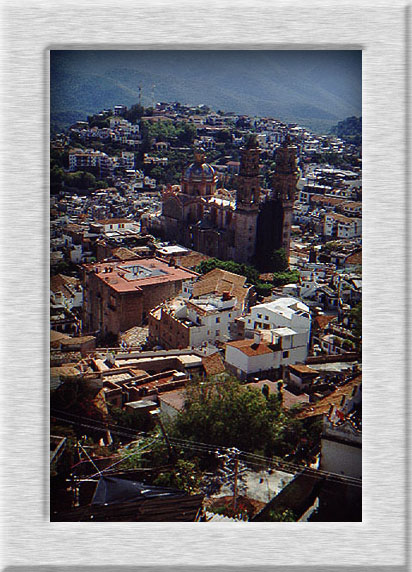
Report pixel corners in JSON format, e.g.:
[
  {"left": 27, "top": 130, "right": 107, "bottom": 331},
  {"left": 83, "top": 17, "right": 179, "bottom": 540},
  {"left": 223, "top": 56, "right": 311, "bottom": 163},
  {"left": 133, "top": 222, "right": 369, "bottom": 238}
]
[
  {"left": 326, "top": 213, "right": 356, "bottom": 223},
  {"left": 202, "top": 352, "right": 226, "bottom": 376},
  {"left": 50, "top": 330, "right": 71, "bottom": 343},
  {"left": 60, "top": 274, "right": 80, "bottom": 286},
  {"left": 60, "top": 336, "right": 96, "bottom": 346},
  {"left": 344, "top": 249, "right": 362, "bottom": 265},
  {"left": 50, "top": 364, "right": 82, "bottom": 378},
  {"left": 120, "top": 326, "right": 149, "bottom": 346},
  {"left": 159, "top": 389, "right": 186, "bottom": 411},
  {"left": 296, "top": 375, "right": 362, "bottom": 419},
  {"left": 129, "top": 369, "right": 150, "bottom": 379},
  {"left": 175, "top": 252, "right": 211, "bottom": 269},
  {"left": 313, "top": 315, "right": 337, "bottom": 330},
  {"left": 310, "top": 194, "right": 344, "bottom": 206},
  {"left": 289, "top": 363, "right": 318, "bottom": 375},
  {"left": 50, "top": 350, "right": 83, "bottom": 365},
  {"left": 193, "top": 268, "right": 250, "bottom": 307},
  {"left": 83, "top": 258, "right": 198, "bottom": 293},
  {"left": 64, "top": 223, "right": 84, "bottom": 233},
  {"left": 50, "top": 275, "right": 67, "bottom": 293},
  {"left": 97, "top": 218, "right": 132, "bottom": 225},
  {"left": 226, "top": 339, "right": 273, "bottom": 357},
  {"left": 51, "top": 274, "right": 80, "bottom": 294},
  {"left": 111, "top": 247, "right": 138, "bottom": 261},
  {"left": 341, "top": 201, "right": 362, "bottom": 209}
]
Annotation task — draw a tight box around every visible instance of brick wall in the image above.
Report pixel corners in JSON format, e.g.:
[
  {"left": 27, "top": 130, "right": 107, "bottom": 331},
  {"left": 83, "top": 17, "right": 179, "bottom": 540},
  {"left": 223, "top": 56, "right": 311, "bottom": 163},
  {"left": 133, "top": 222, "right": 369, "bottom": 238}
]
[{"left": 149, "top": 307, "right": 190, "bottom": 349}]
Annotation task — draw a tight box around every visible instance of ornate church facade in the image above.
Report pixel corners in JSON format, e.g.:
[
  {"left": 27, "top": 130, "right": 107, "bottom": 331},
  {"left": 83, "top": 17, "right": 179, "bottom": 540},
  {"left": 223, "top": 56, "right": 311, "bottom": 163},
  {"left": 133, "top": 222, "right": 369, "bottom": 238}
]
[{"left": 159, "top": 135, "right": 299, "bottom": 269}]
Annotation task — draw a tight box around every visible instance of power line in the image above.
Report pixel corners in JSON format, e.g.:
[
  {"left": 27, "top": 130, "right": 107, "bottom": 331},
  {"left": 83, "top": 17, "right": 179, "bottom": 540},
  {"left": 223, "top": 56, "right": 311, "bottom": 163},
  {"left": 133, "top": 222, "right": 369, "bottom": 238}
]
[
  {"left": 51, "top": 409, "right": 362, "bottom": 487},
  {"left": 52, "top": 408, "right": 363, "bottom": 485}
]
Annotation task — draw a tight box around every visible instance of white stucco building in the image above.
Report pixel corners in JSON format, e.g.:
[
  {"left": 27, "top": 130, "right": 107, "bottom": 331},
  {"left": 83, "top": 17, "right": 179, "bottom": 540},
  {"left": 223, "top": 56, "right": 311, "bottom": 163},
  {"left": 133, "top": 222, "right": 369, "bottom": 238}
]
[
  {"left": 319, "top": 383, "right": 362, "bottom": 479},
  {"left": 225, "top": 328, "right": 308, "bottom": 381},
  {"left": 324, "top": 213, "right": 362, "bottom": 239},
  {"left": 242, "top": 297, "right": 311, "bottom": 345},
  {"left": 149, "top": 292, "right": 241, "bottom": 350}
]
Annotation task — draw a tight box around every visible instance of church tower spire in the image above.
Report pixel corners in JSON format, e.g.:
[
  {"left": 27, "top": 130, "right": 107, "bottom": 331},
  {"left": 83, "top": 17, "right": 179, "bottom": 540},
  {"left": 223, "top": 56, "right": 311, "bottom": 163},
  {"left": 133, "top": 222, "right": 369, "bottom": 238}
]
[
  {"left": 270, "top": 136, "right": 299, "bottom": 258},
  {"left": 233, "top": 134, "right": 261, "bottom": 264},
  {"left": 236, "top": 134, "right": 260, "bottom": 210}
]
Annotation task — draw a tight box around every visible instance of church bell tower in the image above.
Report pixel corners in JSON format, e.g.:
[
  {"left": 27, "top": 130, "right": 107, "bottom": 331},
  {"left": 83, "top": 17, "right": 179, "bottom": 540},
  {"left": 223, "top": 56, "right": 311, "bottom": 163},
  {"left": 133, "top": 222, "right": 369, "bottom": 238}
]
[
  {"left": 233, "top": 135, "right": 261, "bottom": 263},
  {"left": 270, "top": 135, "right": 299, "bottom": 259}
]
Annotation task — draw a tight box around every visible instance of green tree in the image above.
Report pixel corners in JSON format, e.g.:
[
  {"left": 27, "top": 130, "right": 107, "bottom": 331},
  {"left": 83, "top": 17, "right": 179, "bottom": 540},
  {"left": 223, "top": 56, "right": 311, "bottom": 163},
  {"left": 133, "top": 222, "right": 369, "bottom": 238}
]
[
  {"left": 95, "top": 179, "right": 109, "bottom": 189},
  {"left": 171, "top": 377, "right": 283, "bottom": 455},
  {"left": 176, "top": 123, "right": 197, "bottom": 146},
  {"left": 271, "top": 270, "right": 300, "bottom": 287},
  {"left": 64, "top": 170, "right": 97, "bottom": 191},
  {"left": 50, "top": 148, "right": 69, "bottom": 169},
  {"left": 114, "top": 436, "right": 169, "bottom": 470},
  {"left": 214, "top": 129, "right": 232, "bottom": 144},
  {"left": 50, "top": 164, "right": 65, "bottom": 194},
  {"left": 255, "top": 282, "right": 273, "bottom": 297},
  {"left": 270, "top": 248, "right": 288, "bottom": 272},
  {"left": 108, "top": 404, "right": 155, "bottom": 433},
  {"left": 124, "top": 103, "right": 145, "bottom": 124},
  {"left": 153, "top": 458, "right": 203, "bottom": 493},
  {"left": 268, "top": 509, "right": 296, "bottom": 522}
]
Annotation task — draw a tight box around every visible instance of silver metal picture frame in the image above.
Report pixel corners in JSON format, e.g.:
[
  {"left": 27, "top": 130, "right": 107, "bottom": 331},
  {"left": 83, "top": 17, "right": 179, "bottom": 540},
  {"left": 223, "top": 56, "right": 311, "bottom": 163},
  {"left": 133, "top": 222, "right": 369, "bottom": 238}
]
[{"left": 1, "top": 0, "right": 410, "bottom": 569}]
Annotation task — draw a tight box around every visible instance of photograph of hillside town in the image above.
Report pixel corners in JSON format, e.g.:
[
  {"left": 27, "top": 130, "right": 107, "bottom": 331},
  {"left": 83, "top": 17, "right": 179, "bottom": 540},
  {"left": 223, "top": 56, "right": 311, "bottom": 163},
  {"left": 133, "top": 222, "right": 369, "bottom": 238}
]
[{"left": 50, "top": 50, "right": 362, "bottom": 522}]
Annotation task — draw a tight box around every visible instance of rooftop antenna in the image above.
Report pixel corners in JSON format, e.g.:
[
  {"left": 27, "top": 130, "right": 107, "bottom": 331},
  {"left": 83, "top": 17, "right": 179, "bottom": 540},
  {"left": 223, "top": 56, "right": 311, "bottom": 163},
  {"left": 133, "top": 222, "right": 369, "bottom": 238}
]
[{"left": 138, "top": 85, "right": 142, "bottom": 107}]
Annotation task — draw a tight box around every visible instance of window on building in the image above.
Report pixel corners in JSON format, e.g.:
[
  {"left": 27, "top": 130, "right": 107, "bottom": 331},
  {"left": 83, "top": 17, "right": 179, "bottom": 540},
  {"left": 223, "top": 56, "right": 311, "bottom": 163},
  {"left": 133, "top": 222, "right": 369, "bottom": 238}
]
[
  {"left": 216, "top": 317, "right": 220, "bottom": 323},
  {"left": 283, "top": 351, "right": 289, "bottom": 358},
  {"left": 257, "top": 314, "right": 262, "bottom": 319},
  {"left": 216, "top": 330, "right": 220, "bottom": 336}
]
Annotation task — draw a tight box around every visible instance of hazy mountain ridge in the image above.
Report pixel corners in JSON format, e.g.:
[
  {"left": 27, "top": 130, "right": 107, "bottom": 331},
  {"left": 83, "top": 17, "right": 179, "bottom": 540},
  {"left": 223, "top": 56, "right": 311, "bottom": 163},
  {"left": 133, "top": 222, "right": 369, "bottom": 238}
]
[{"left": 50, "top": 50, "right": 361, "bottom": 134}]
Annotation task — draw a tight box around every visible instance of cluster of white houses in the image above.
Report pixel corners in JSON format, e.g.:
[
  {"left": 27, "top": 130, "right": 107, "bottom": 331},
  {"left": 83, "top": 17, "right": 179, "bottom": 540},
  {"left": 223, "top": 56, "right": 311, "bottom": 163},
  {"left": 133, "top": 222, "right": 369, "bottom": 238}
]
[{"left": 147, "top": 268, "right": 312, "bottom": 381}]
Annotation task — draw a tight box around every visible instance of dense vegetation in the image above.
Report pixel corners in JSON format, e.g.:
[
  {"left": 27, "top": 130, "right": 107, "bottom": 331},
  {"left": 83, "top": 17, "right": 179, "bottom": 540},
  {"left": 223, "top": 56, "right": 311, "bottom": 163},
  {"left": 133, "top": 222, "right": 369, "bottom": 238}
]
[
  {"left": 170, "top": 377, "right": 321, "bottom": 459},
  {"left": 330, "top": 116, "right": 362, "bottom": 146}
]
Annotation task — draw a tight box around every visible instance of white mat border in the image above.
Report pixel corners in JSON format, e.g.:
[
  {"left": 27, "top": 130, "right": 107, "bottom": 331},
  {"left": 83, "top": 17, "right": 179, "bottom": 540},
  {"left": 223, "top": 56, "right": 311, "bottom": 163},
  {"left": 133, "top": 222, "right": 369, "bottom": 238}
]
[{"left": 0, "top": 0, "right": 409, "bottom": 568}]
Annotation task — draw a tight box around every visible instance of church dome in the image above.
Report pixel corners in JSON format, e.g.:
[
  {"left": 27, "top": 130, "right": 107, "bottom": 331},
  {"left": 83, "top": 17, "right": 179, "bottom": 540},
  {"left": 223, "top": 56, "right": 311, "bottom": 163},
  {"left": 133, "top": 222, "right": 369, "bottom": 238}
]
[
  {"left": 183, "top": 148, "right": 216, "bottom": 183},
  {"left": 183, "top": 162, "right": 215, "bottom": 182}
]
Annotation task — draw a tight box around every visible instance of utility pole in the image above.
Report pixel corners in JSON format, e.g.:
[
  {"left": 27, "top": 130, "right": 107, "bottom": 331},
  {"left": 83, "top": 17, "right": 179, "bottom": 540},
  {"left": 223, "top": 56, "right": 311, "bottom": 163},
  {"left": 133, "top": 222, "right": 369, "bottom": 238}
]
[{"left": 151, "top": 410, "right": 176, "bottom": 462}]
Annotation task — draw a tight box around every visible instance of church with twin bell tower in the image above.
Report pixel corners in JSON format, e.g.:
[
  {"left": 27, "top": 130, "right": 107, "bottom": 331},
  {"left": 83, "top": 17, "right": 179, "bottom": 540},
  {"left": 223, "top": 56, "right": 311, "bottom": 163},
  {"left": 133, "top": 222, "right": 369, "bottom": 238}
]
[{"left": 159, "top": 134, "right": 299, "bottom": 269}]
